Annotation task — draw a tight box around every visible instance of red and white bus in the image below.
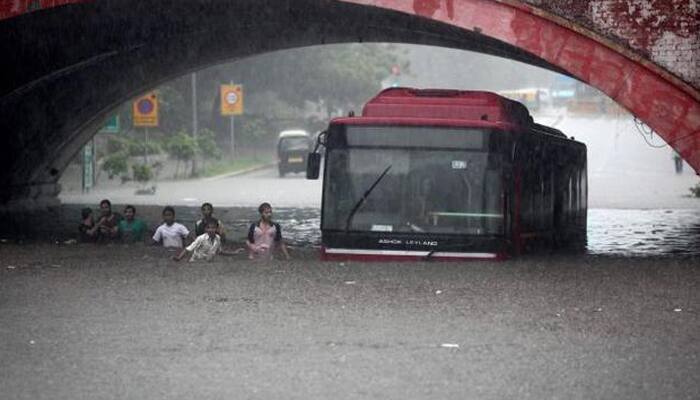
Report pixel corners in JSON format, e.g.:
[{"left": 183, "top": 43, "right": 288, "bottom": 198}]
[{"left": 307, "top": 88, "right": 587, "bottom": 261}]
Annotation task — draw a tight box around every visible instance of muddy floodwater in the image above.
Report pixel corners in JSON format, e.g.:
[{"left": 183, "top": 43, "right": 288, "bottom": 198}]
[
  {"left": 587, "top": 209, "right": 700, "bottom": 256},
  {"left": 1, "top": 242, "right": 699, "bottom": 399},
  {"left": 1, "top": 204, "right": 699, "bottom": 399}
]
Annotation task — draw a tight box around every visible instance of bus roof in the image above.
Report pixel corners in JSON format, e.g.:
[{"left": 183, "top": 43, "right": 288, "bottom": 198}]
[{"left": 356, "top": 87, "right": 532, "bottom": 126}]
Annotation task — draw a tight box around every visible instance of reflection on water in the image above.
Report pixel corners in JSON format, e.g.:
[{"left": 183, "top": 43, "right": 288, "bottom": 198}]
[
  {"left": 274, "top": 208, "right": 700, "bottom": 257},
  {"left": 587, "top": 209, "right": 700, "bottom": 256},
  {"left": 220, "top": 208, "right": 321, "bottom": 247}
]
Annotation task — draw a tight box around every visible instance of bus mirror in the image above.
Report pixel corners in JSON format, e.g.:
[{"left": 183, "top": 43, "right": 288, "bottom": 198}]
[{"left": 307, "top": 153, "right": 321, "bottom": 180}]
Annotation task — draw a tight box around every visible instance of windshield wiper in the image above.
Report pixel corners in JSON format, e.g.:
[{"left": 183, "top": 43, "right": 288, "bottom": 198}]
[{"left": 345, "top": 164, "right": 392, "bottom": 232}]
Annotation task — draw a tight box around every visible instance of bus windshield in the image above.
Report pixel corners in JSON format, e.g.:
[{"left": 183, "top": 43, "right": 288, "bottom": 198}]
[{"left": 322, "top": 126, "right": 506, "bottom": 235}]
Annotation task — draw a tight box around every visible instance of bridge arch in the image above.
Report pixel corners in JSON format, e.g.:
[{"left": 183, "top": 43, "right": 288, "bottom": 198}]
[{"left": 0, "top": 0, "right": 698, "bottom": 205}]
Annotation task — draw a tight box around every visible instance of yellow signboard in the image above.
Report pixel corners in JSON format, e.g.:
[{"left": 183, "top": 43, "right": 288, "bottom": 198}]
[
  {"left": 220, "top": 84, "right": 244, "bottom": 116},
  {"left": 133, "top": 92, "right": 159, "bottom": 127}
]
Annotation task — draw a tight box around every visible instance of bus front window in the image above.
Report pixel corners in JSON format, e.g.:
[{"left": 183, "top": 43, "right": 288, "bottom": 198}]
[{"left": 322, "top": 126, "right": 506, "bottom": 235}]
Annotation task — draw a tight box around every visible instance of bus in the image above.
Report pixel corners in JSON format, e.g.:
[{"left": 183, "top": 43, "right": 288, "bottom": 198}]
[{"left": 306, "top": 88, "right": 587, "bottom": 261}]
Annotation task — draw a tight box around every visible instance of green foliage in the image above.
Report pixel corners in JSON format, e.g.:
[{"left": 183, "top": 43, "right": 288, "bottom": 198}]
[
  {"left": 126, "top": 139, "right": 161, "bottom": 157},
  {"left": 240, "top": 117, "right": 275, "bottom": 144},
  {"left": 150, "top": 43, "right": 409, "bottom": 147},
  {"left": 102, "top": 152, "right": 129, "bottom": 179},
  {"left": 106, "top": 135, "right": 161, "bottom": 157},
  {"left": 106, "top": 137, "right": 127, "bottom": 154},
  {"left": 166, "top": 131, "right": 198, "bottom": 161},
  {"left": 196, "top": 128, "right": 223, "bottom": 160},
  {"left": 201, "top": 155, "right": 264, "bottom": 177},
  {"left": 97, "top": 44, "right": 409, "bottom": 155},
  {"left": 205, "top": 44, "right": 406, "bottom": 113},
  {"left": 132, "top": 164, "right": 153, "bottom": 183}
]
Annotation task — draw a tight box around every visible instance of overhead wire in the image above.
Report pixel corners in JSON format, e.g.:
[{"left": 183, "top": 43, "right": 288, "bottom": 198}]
[
  {"left": 633, "top": 116, "right": 668, "bottom": 148},
  {"left": 633, "top": 116, "right": 700, "bottom": 149}
]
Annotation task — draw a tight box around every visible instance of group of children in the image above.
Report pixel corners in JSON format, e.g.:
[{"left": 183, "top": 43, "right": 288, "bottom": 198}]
[{"left": 79, "top": 199, "right": 290, "bottom": 261}]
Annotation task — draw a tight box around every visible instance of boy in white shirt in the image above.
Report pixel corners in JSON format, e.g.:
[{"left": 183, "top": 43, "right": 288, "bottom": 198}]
[
  {"left": 174, "top": 220, "right": 221, "bottom": 262},
  {"left": 152, "top": 206, "right": 190, "bottom": 248}
]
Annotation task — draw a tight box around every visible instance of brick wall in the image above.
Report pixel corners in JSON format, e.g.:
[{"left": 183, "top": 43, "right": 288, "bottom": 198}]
[{"left": 523, "top": 0, "right": 699, "bottom": 89}]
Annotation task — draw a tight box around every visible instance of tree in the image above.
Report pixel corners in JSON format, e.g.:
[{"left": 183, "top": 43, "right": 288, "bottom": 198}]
[
  {"left": 132, "top": 163, "right": 153, "bottom": 184},
  {"left": 200, "top": 44, "right": 408, "bottom": 146},
  {"left": 196, "top": 128, "right": 223, "bottom": 169},
  {"left": 97, "top": 44, "right": 409, "bottom": 170},
  {"left": 102, "top": 152, "right": 128, "bottom": 180},
  {"left": 166, "top": 132, "right": 198, "bottom": 178}
]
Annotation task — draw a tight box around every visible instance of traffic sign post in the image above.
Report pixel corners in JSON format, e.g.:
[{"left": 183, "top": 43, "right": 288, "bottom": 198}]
[
  {"left": 82, "top": 139, "right": 95, "bottom": 193},
  {"left": 133, "top": 93, "right": 159, "bottom": 127},
  {"left": 221, "top": 84, "right": 244, "bottom": 158},
  {"left": 133, "top": 93, "right": 159, "bottom": 164},
  {"left": 100, "top": 115, "right": 120, "bottom": 134},
  {"left": 220, "top": 84, "right": 244, "bottom": 116}
]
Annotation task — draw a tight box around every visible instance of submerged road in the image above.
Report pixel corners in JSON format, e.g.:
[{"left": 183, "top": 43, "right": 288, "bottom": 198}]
[{"left": 0, "top": 244, "right": 698, "bottom": 399}]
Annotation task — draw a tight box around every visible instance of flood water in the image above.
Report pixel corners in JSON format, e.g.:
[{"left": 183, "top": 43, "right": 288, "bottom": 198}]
[
  {"left": 9, "top": 205, "right": 698, "bottom": 258},
  {"left": 587, "top": 209, "right": 700, "bottom": 256},
  {"left": 277, "top": 207, "right": 700, "bottom": 257}
]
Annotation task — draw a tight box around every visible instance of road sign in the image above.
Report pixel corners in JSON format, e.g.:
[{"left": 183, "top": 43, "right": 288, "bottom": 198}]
[
  {"left": 220, "top": 84, "right": 244, "bottom": 116},
  {"left": 133, "top": 93, "right": 159, "bottom": 127},
  {"left": 82, "top": 140, "right": 95, "bottom": 192},
  {"left": 100, "top": 115, "right": 120, "bottom": 134}
]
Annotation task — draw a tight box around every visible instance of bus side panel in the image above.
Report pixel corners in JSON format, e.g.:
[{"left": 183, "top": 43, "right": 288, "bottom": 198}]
[
  {"left": 552, "top": 143, "right": 587, "bottom": 250},
  {"left": 512, "top": 166, "right": 522, "bottom": 255}
]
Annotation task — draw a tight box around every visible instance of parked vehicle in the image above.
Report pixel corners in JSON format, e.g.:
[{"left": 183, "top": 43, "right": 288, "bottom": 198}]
[{"left": 277, "top": 130, "right": 312, "bottom": 177}]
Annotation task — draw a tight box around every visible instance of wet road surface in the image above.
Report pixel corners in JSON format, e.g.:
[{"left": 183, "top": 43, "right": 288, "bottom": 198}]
[{"left": 1, "top": 244, "right": 698, "bottom": 399}]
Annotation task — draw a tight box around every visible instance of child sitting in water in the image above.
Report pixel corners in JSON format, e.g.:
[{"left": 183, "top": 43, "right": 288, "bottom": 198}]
[
  {"left": 174, "top": 220, "right": 221, "bottom": 262},
  {"left": 78, "top": 207, "right": 98, "bottom": 243},
  {"left": 194, "top": 202, "right": 226, "bottom": 241},
  {"left": 246, "top": 202, "right": 290, "bottom": 260},
  {"left": 152, "top": 206, "right": 190, "bottom": 248},
  {"left": 118, "top": 205, "right": 147, "bottom": 244},
  {"left": 95, "top": 199, "right": 121, "bottom": 243}
]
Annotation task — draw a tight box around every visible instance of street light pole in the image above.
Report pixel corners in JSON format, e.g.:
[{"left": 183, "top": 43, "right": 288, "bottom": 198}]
[{"left": 192, "top": 72, "right": 198, "bottom": 175}]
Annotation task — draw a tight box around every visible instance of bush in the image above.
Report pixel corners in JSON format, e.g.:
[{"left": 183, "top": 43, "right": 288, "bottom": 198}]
[
  {"left": 132, "top": 164, "right": 153, "bottom": 183},
  {"left": 106, "top": 136, "right": 161, "bottom": 157},
  {"left": 197, "top": 128, "right": 223, "bottom": 161},
  {"left": 126, "top": 140, "right": 161, "bottom": 157},
  {"left": 166, "top": 132, "right": 198, "bottom": 161},
  {"left": 106, "top": 137, "right": 127, "bottom": 154},
  {"left": 240, "top": 117, "right": 274, "bottom": 146},
  {"left": 102, "top": 152, "right": 128, "bottom": 179}
]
